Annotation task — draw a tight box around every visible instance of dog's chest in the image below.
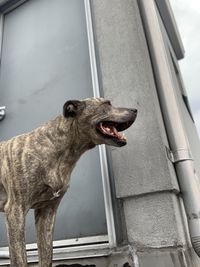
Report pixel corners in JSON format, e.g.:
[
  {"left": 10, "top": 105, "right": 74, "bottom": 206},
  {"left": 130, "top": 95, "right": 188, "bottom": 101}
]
[
  {"left": 30, "top": 182, "right": 68, "bottom": 209},
  {"left": 30, "top": 166, "right": 71, "bottom": 208}
]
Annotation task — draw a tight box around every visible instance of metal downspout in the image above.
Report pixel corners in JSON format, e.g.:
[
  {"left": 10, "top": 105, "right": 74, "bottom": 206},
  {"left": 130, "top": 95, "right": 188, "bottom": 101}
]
[{"left": 138, "top": 0, "right": 200, "bottom": 256}]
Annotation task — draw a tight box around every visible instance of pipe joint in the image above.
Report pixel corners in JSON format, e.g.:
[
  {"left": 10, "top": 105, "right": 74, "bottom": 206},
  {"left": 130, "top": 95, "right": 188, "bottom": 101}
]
[
  {"left": 166, "top": 147, "right": 193, "bottom": 163},
  {"left": 189, "top": 219, "right": 200, "bottom": 257}
]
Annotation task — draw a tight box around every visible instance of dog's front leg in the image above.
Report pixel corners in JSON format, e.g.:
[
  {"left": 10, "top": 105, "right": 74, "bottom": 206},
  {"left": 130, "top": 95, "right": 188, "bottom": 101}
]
[
  {"left": 5, "top": 204, "right": 27, "bottom": 267},
  {"left": 35, "top": 197, "right": 62, "bottom": 267}
]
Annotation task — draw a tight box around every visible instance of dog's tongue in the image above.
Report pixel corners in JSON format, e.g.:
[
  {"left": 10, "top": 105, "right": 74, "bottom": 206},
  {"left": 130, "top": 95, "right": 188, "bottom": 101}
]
[{"left": 100, "top": 123, "right": 126, "bottom": 140}]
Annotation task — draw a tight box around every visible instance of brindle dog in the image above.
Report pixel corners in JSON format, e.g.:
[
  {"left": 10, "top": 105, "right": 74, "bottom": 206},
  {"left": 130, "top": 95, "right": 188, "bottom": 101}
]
[{"left": 0, "top": 97, "right": 137, "bottom": 267}]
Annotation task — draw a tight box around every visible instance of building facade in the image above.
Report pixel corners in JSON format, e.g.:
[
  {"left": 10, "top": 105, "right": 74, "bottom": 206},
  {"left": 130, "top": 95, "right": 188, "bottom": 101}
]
[{"left": 0, "top": 0, "right": 200, "bottom": 266}]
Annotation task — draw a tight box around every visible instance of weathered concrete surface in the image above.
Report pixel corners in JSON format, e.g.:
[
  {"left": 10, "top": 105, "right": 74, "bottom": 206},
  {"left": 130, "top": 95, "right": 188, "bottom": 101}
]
[
  {"left": 138, "top": 247, "right": 200, "bottom": 267},
  {"left": 123, "top": 192, "right": 187, "bottom": 247},
  {"left": 90, "top": 0, "right": 190, "bottom": 259},
  {"left": 3, "top": 248, "right": 134, "bottom": 267},
  {"left": 91, "top": 0, "right": 188, "bottom": 249},
  {"left": 23, "top": 246, "right": 200, "bottom": 267},
  {"left": 91, "top": 0, "right": 179, "bottom": 198}
]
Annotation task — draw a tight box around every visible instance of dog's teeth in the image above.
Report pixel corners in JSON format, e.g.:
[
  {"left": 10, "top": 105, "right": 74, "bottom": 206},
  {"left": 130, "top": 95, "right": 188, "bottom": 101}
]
[
  {"left": 99, "top": 123, "right": 127, "bottom": 140},
  {"left": 121, "top": 133, "right": 127, "bottom": 140}
]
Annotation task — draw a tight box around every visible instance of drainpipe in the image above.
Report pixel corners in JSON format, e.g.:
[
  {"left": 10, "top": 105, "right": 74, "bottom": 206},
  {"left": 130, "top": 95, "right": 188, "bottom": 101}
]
[{"left": 138, "top": 0, "right": 200, "bottom": 256}]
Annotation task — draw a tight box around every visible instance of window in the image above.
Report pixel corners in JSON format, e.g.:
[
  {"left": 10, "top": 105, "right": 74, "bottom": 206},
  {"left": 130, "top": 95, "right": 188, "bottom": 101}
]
[{"left": 0, "top": 0, "right": 116, "bottom": 264}]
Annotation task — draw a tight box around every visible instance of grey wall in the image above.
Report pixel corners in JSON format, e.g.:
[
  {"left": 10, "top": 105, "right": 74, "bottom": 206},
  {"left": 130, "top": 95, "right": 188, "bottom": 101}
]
[{"left": 91, "top": 0, "right": 192, "bottom": 264}]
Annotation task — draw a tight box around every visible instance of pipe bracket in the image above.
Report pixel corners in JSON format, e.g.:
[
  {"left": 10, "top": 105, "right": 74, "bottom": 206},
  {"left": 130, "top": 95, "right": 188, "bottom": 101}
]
[{"left": 166, "top": 147, "right": 193, "bottom": 163}]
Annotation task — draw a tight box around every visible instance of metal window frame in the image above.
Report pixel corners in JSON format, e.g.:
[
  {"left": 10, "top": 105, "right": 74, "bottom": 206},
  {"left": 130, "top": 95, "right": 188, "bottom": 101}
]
[
  {"left": 156, "top": 7, "right": 195, "bottom": 122},
  {"left": 155, "top": 0, "right": 185, "bottom": 60},
  {"left": 0, "top": 0, "right": 116, "bottom": 264}
]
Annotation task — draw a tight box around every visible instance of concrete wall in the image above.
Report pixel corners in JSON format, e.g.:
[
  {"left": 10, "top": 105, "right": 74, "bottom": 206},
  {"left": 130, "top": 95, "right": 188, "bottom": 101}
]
[{"left": 91, "top": 0, "right": 197, "bottom": 266}]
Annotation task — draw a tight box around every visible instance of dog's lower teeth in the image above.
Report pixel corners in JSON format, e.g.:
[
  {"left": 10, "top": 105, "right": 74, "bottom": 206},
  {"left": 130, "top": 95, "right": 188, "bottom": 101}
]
[{"left": 120, "top": 133, "right": 126, "bottom": 141}]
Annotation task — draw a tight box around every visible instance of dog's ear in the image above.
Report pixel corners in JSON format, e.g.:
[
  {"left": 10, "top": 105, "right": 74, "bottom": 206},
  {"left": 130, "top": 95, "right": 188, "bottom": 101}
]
[{"left": 63, "top": 100, "right": 85, "bottom": 118}]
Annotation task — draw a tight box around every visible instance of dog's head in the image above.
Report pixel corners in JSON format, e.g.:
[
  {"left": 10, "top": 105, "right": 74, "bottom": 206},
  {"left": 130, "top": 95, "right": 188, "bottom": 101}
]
[{"left": 63, "top": 98, "right": 137, "bottom": 147}]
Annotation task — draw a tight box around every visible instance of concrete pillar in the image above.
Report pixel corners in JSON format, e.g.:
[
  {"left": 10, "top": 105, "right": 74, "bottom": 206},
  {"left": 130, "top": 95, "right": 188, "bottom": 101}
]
[{"left": 90, "top": 0, "right": 197, "bottom": 265}]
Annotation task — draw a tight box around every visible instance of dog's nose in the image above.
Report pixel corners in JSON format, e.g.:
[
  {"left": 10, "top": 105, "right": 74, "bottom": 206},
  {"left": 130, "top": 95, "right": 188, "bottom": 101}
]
[{"left": 131, "top": 108, "right": 137, "bottom": 115}]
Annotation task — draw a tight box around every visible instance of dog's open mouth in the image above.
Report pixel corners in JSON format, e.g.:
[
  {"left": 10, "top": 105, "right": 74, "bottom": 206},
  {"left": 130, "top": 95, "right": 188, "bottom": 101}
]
[{"left": 96, "top": 120, "right": 133, "bottom": 146}]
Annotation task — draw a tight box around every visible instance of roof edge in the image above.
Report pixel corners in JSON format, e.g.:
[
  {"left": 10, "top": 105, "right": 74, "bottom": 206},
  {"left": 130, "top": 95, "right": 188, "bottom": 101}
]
[{"left": 155, "top": 0, "right": 185, "bottom": 60}]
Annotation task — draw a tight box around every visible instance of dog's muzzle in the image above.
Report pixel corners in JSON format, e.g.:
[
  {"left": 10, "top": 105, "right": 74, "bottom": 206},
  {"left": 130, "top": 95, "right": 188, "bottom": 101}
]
[{"left": 96, "top": 108, "right": 137, "bottom": 146}]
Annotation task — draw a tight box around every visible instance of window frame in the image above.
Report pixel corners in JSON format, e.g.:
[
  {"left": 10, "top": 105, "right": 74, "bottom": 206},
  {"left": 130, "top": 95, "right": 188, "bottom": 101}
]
[{"left": 156, "top": 7, "right": 195, "bottom": 122}]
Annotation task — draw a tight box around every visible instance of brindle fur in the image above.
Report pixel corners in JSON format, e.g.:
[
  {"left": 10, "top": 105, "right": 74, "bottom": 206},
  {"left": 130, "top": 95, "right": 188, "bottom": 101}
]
[{"left": 0, "top": 97, "right": 137, "bottom": 267}]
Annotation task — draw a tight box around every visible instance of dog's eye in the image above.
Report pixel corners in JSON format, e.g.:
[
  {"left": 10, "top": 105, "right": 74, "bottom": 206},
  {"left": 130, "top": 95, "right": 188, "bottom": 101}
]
[{"left": 104, "top": 101, "right": 111, "bottom": 106}]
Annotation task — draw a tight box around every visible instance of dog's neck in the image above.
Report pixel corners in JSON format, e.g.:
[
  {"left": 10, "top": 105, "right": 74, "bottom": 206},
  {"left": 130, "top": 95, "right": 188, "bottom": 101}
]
[
  {"left": 32, "top": 115, "right": 95, "bottom": 193},
  {"left": 39, "top": 115, "right": 95, "bottom": 164}
]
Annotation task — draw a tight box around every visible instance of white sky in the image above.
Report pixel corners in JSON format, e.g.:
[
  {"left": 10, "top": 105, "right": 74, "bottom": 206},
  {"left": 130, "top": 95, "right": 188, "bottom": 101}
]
[{"left": 170, "top": 0, "right": 200, "bottom": 137}]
